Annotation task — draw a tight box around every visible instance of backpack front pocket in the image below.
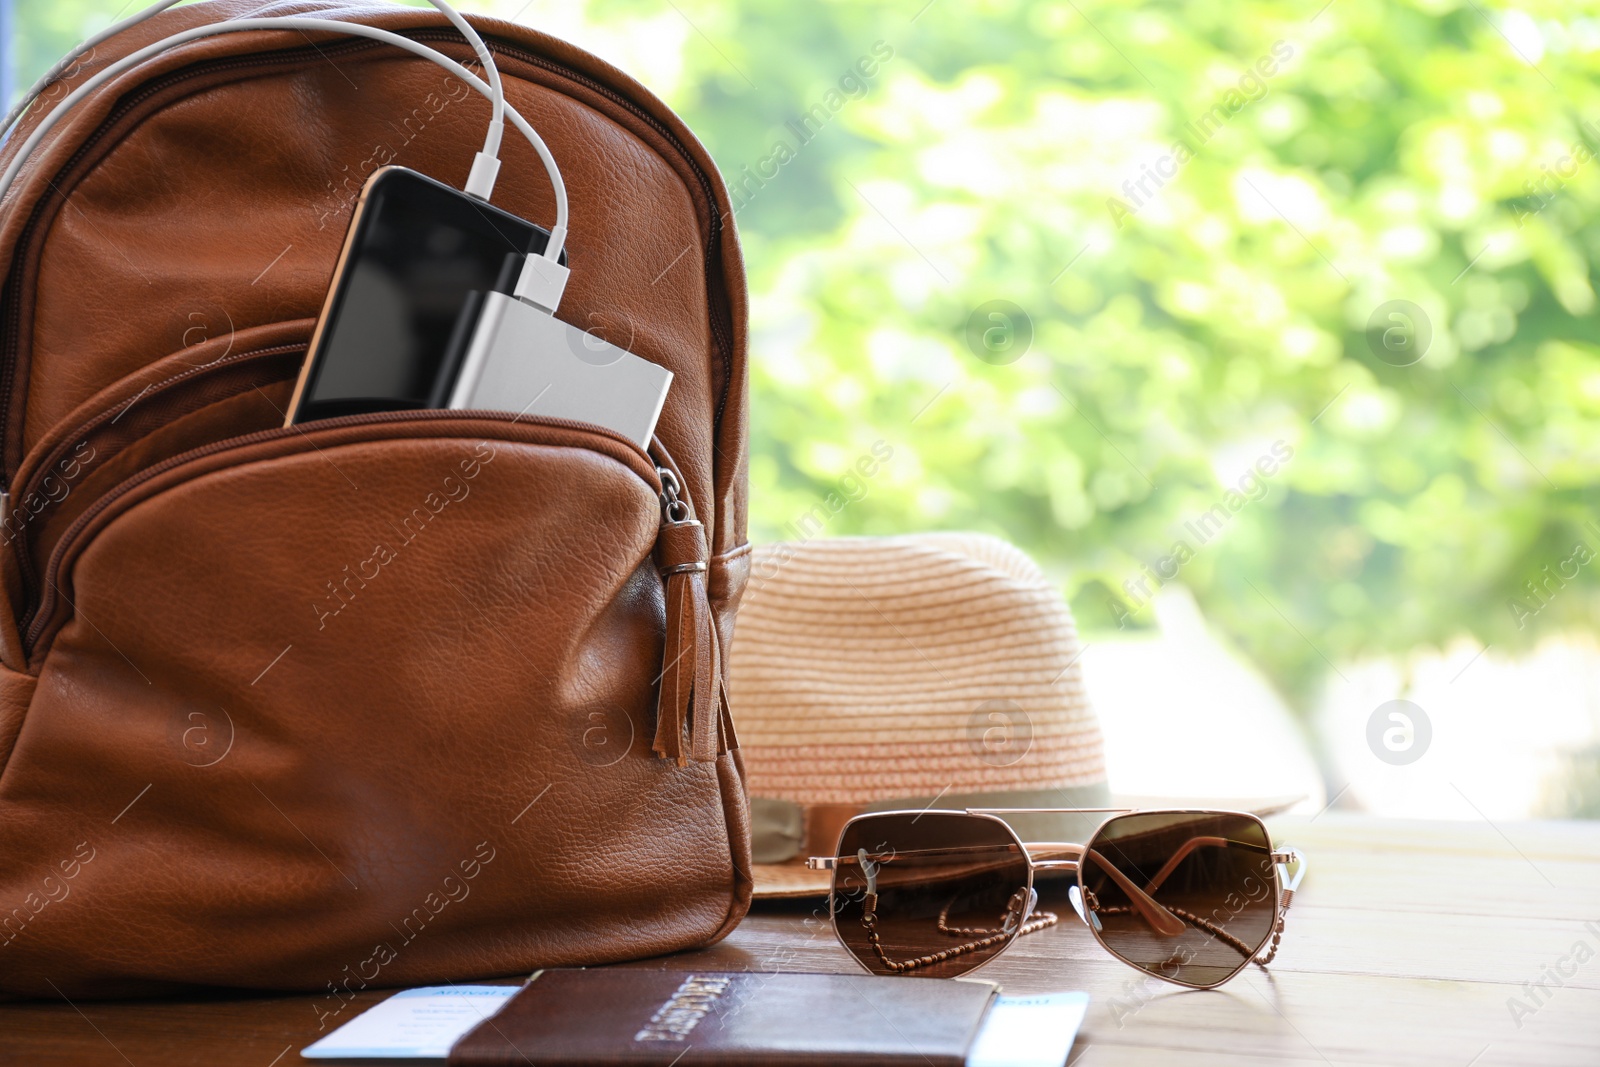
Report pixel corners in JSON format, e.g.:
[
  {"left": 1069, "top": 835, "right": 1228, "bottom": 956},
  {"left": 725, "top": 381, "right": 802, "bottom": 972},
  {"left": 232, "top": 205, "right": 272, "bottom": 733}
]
[{"left": 0, "top": 410, "right": 741, "bottom": 996}]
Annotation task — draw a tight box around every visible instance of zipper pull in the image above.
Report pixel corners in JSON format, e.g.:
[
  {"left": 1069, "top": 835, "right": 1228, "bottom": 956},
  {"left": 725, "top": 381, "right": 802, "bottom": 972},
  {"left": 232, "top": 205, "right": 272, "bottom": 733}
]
[
  {"left": 651, "top": 466, "right": 722, "bottom": 765},
  {"left": 658, "top": 467, "right": 691, "bottom": 524}
]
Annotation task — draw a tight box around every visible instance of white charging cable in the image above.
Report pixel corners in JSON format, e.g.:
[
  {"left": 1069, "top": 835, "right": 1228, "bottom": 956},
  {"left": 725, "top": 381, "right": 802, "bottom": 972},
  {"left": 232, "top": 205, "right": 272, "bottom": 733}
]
[
  {"left": 3, "top": 1, "right": 504, "bottom": 197},
  {"left": 0, "top": 0, "right": 188, "bottom": 141},
  {"left": 0, "top": 4, "right": 570, "bottom": 309}
]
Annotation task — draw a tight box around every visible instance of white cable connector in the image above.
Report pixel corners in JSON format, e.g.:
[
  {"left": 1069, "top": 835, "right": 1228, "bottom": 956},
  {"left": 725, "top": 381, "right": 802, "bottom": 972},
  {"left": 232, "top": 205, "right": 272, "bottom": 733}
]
[
  {"left": 464, "top": 151, "right": 501, "bottom": 201},
  {"left": 512, "top": 248, "right": 571, "bottom": 313},
  {"left": 0, "top": 11, "right": 569, "bottom": 269}
]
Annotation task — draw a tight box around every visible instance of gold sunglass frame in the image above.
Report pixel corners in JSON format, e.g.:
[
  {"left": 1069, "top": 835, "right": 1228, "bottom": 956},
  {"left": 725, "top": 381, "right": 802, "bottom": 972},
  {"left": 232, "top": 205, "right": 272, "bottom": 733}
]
[{"left": 809, "top": 807, "right": 1307, "bottom": 990}]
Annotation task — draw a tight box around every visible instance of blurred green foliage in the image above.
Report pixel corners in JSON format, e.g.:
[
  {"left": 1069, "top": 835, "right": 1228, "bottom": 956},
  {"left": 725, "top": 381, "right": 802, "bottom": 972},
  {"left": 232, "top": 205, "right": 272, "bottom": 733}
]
[{"left": 10, "top": 0, "right": 1600, "bottom": 717}]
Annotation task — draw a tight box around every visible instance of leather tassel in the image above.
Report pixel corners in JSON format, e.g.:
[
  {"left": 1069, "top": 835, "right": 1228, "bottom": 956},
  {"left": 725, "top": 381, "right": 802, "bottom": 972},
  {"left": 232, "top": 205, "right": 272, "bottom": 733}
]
[
  {"left": 686, "top": 567, "right": 720, "bottom": 764},
  {"left": 715, "top": 677, "right": 738, "bottom": 757},
  {"left": 653, "top": 517, "right": 722, "bottom": 765},
  {"left": 652, "top": 562, "right": 691, "bottom": 763}
]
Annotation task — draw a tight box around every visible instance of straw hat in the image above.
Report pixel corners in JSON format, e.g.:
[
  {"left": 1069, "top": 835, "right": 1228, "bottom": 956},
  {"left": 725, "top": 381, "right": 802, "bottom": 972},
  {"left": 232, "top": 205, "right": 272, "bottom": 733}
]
[{"left": 729, "top": 533, "right": 1299, "bottom": 898}]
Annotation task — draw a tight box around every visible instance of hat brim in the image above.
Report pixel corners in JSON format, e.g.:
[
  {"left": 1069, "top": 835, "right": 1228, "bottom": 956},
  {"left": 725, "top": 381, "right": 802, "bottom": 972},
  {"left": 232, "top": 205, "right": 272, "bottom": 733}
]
[{"left": 750, "top": 793, "right": 1307, "bottom": 899}]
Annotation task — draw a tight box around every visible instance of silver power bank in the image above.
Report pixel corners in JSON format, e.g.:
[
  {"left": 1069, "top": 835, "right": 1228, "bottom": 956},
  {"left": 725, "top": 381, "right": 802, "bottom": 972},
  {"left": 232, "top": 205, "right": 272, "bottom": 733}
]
[{"left": 448, "top": 292, "right": 672, "bottom": 449}]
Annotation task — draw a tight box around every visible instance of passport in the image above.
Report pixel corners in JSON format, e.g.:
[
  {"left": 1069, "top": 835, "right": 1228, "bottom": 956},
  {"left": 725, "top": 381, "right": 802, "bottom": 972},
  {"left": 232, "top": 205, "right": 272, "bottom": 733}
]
[{"left": 445, "top": 968, "right": 999, "bottom": 1066}]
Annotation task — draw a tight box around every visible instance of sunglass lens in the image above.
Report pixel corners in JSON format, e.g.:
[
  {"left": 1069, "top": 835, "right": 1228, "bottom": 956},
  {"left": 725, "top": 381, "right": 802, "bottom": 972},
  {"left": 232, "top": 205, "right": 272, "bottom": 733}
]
[
  {"left": 831, "top": 813, "right": 1031, "bottom": 978},
  {"left": 1079, "top": 812, "right": 1278, "bottom": 987}
]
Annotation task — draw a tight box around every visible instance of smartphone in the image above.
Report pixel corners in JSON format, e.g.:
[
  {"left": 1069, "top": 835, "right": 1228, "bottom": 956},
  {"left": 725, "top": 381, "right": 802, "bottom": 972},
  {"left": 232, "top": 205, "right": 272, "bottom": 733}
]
[{"left": 285, "top": 166, "right": 555, "bottom": 425}]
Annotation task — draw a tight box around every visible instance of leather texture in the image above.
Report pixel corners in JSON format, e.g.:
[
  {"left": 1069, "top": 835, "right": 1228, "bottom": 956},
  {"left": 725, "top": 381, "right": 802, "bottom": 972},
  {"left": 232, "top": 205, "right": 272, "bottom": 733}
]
[
  {"left": 0, "top": 0, "right": 750, "bottom": 996},
  {"left": 447, "top": 968, "right": 997, "bottom": 1066}
]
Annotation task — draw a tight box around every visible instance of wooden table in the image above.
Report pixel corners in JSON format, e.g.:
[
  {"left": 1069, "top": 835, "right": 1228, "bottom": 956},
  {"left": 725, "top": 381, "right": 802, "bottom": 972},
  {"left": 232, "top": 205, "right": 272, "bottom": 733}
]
[{"left": 3, "top": 815, "right": 1598, "bottom": 1066}]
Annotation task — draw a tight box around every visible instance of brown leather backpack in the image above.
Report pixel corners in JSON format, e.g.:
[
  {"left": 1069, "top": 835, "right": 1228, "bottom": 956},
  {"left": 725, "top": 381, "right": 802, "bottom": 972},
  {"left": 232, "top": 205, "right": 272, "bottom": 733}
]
[{"left": 0, "top": 0, "right": 751, "bottom": 999}]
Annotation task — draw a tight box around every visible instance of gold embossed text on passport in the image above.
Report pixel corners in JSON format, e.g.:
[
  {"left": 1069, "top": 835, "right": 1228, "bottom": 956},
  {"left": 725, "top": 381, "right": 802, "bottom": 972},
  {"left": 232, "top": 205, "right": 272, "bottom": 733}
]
[{"left": 633, "top": 974, "right": 732, "bottom": 1042}]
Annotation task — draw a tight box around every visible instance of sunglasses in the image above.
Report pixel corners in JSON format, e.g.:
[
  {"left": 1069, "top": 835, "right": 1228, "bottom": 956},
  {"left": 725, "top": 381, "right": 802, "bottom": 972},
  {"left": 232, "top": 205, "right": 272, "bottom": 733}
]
[{"left": 807, "top": 808, "right": 1307, "bottom": 989}]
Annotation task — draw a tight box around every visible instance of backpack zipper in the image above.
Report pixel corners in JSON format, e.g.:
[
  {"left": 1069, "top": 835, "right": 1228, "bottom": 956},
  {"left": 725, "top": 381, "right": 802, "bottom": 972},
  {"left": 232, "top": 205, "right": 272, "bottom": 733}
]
[
  {"left": 23, "top": 405, "right": 667, "bottom": 651},
  {"left": 7, "top": 340, "right": 307, "bottom": 613}
]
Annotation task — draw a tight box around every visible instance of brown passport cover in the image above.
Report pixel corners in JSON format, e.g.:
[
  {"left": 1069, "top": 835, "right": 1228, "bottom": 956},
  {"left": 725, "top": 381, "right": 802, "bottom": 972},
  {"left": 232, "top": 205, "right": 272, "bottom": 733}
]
[{"left": 446, "top": 969, "right": 998, "bottom": 1066}]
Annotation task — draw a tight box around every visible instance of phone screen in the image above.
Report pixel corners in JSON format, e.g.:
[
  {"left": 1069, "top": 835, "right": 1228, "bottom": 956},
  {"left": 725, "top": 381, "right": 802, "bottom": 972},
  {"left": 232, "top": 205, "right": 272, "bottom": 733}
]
[{"left": 289, "top": 167, "right": 552, "bottom": 424}]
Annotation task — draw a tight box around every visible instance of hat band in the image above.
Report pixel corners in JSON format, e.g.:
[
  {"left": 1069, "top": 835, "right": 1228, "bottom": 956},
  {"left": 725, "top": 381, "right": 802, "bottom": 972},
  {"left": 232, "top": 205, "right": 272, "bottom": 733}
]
[{"left": 749, "top": 782, "right": 1113, "bottom": 864}]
